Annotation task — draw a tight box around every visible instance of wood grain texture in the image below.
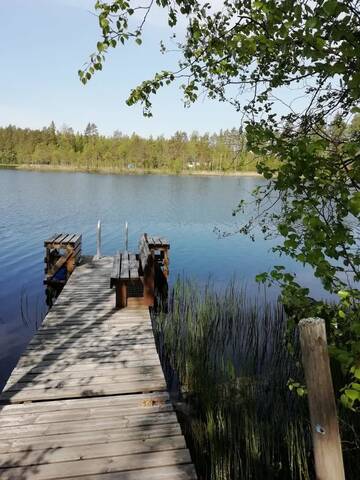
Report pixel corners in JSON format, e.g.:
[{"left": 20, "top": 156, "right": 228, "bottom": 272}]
[
  {"left": 0, "top": 257, "right": 196, "bottom": 479},
  {"left": 299, "top": 317, "right": 345, "bottom": 480}
]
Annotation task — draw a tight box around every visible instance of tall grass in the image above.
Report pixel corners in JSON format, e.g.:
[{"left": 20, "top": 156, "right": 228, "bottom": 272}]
[{"left": 153, "top": 279, "right": 360, "bottom": 479}]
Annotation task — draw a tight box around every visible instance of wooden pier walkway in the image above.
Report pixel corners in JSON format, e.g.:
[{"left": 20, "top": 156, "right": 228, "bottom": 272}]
[{"left": 0, "top": 257, "right": 196, "bottom": 479}]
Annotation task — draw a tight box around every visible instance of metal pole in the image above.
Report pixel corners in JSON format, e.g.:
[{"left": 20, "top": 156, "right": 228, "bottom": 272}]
[
  {"left": 125, "top": 221, "right": 128, "bottom": 251},
  {"left": 95, "top": 220, "right": 101, "bottom": 259}
]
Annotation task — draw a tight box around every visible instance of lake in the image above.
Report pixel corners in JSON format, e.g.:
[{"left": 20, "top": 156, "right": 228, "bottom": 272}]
[{"left": 0, "top": 169, "right": 327, "bottom": 390}]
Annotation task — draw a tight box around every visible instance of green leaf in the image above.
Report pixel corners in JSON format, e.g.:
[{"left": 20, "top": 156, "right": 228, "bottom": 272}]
[
  {"left": 296, "top": 387, "right": 306, "bottom": 397},
  {"left": 345, "top": 389, "right": 360, "bottom": 402},
  {"left": 323, "top": 0, "right": 338, "bottom": 16},
  {"left": 349, "top": 192, "right": 360, "bottom": 216},
  {"left": 338, "top": 290, "right": 350, "bottom": 300},
  {"left": 255, "top": 272, "right": 267, "bottom": 283}
]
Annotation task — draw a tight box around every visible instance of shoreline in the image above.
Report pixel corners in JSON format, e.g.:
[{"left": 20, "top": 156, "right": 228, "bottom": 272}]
[{"left": 0, "top": 163, "right": 262, "bottom": 178}]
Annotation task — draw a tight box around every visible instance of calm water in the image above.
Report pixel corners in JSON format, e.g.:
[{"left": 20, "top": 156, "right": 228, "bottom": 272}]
[{"left": 0, "top": 169, "right": 327, "bottom": 390}]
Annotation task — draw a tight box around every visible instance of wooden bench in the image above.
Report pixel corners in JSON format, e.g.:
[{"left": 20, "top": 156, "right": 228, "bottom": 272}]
[
  {"left": 110, "top": 251, "right": 140, "bottom": 309},
  {"left": 110, "top": 234, "right": 170, "bottom": 309}
]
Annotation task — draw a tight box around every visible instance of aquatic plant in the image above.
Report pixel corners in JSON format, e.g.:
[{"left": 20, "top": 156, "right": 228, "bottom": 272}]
[{"left": 153, "top": 279, "right": 360, "bottom": 479}]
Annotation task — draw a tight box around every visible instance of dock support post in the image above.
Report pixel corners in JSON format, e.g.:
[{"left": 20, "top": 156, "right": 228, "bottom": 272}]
[
  {"left": 95, "top": 220, "right": 101, "bottom": 259},
  {"left": 299, "top": 317, "right": 345, "bottom": 480},
  {"left": 115, "top": 283, "right": 127, "bottom": 308}
]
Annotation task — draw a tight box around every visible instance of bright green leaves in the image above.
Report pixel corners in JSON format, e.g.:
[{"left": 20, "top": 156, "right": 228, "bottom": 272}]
[
  {"left": 82, "top": 0, "right": 360, "bottom": 122},
  {"left": 352, "top": 367, "right": 360, "bottom": 380},
  {"left": 79, "top": 0, "right": 147, "bottom": 87},
  {"left": 341, "top": 383, "right": 360, "bottom": 410},
  {"left": 97, "top": 41, "right": 106, "bottom": 52},
  {"left": 99, "top": 15, "right": 109, "bottom": 31},
  {"left": 349, "top": 192, "right": 360, "bottom": 217},
  {"left": 322, "top": 0, "right": 340, "bottom": 17},
  {"left": 127, "top": 70, "right": 176, "bottom": 116},
  {"left": 338, "top": 289, "right": 350, "bottom": 300},
  {"left": 288, "top": 379, "right": 307, "bottom": 397}
]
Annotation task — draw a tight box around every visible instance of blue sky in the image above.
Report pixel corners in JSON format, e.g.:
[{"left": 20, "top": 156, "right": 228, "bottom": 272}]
[
  {"left": 0, "top": 1, "right": 305, "bottom": 137},
  {"left": 0, "top": 0, "right": 249, "bottom": 137}
]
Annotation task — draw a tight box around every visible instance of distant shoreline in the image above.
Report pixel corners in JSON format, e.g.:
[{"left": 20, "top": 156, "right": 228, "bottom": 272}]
[{"left": 0, "top": 163, "right": 262, "bottom": 177}]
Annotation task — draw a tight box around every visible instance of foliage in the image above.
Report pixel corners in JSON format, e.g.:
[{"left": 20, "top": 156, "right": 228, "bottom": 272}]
[
  {"left": 0, "top": 124, "right": 262, "bottom": 173},
  {"left": 154, "top": 279, "right": 360, "bottom": 479},
  {"left": 83, "top": 0, "right": 360, "bottom": 405}
]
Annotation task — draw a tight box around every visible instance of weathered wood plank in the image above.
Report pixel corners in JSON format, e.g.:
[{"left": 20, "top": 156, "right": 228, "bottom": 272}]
[
  {"left": 0, "top": 257, "right": 195, "bottom": 479},
  {"left": 120, "top": 251, "right": 130, "bottom": 279},
  {"left": 129, "top": 253, "right": 139, "bottom": 279},
  {"left": 9, "top": 359, "right": 162, "bottom": 376},
  {"left": 0, "top": 403, "right": 173, "bottom": 427},
  {"left": 69, "top": 233, "right": 82, "bottom": 246},
  {"left": 6, "top": 372, "right": 166, "bottom": 391},
  {"left": 1, "top": 392, "right": 168, "bottom": 415},
  {"left": 0, "top": 392, "right": 170, "bottom": 415},
  {"left": 110, "top": 251, "right": 121, "bottom": 282},
  {"left": 68, "top": 464, "right": 197, "bottom": 480},
  {"left": 0, "top": 435, "right": 187, "bottom": 467},
  {"left": 28, "top": 335, "right": 155, "bottom": 347},
  {"left": 1, "top": 380, "right": 167, "bottom": 402},
  {"left": 13, "top": 354, "right": 161, "bottom": 371},
  {"left": 0, "top": 411, "right": 178, "bottom": 439},
  {"left": 7, "top": 363, "right": 163, "bottom": 381},
  {"left": 0, "top": 449, "right": 192, "bottom": 480},
  {"left": 44, "top": 233, "right": 60, "bottom": 245},
  {"left": 26, "top": 336, "right": 156, "bottom": 350},
  {"left": 0, "top": 423, "right": 182, "bottom": 454}
]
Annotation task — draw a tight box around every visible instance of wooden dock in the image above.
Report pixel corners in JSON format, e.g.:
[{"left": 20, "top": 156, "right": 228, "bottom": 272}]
[{"left": 0, "top": 257, "right": 197, "bottom": 479}]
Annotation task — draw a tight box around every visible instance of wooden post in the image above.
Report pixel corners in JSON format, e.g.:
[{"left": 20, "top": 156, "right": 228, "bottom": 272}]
[
  {"left": 115, "top": 282, "right": 127, "bottom": 309},
  {"left": 120, "top": 283, "right": 127, "bottom": 308},
  {"left": 299, "top": 317, "right": 345, "bottom": 480},
  {"left": 143, "top": 273, "right": 155, "bottom": 306}
]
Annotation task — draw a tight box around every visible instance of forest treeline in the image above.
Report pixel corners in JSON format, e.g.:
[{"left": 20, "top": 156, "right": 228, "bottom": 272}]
[{"left": 0, "top": 122, "right": 261, "bottom": 173}]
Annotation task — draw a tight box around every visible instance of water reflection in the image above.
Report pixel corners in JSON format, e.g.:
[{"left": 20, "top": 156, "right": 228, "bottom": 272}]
[{"left": 0, "top": 170, "right": 330, "bottom": 390}]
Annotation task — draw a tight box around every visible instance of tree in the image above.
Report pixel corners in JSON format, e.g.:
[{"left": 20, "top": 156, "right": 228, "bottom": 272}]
[
  {"left": 84, "top": 122, "right": 99, "bottom": 137},
  {"left": 113, "top": 129, "right": 123, "bottom": 138},
  {"left": 60, "top": 124, "right": 74, "bottom": 135},
  {"left": 43, "top": 121, "right": 57, "bottom": 145},
  {"left": 81, "top": 0, "right": 360, "bottom": 406}
]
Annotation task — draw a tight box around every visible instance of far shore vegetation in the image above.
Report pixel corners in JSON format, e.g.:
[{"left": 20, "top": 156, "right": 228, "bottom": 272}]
[{"left": 0, "top": 123, "right": 272, "bottom": 175}]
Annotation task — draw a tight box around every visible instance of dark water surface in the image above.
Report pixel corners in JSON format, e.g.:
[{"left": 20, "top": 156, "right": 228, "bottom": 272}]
[{"left": 0, "top": 169, "right": 326, "bottom": 390}]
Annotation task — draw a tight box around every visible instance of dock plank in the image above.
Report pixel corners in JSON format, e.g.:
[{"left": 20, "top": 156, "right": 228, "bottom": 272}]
[
  {"left": 0, "top": 257, "right": 196, "bottom": 479},
  {"left": 0, "top": 449, "right": 192, "bottom": 480}
]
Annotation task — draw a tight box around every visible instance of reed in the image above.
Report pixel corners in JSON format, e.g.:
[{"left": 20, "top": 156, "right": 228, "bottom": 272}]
[{"left": 153, "top": 279, "right": 359, "bottom": 479}]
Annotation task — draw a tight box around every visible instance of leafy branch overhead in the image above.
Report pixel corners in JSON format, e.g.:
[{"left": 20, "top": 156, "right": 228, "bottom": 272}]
[{"left": 82, "top": 0, "right": 360, "bottom": 408}]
